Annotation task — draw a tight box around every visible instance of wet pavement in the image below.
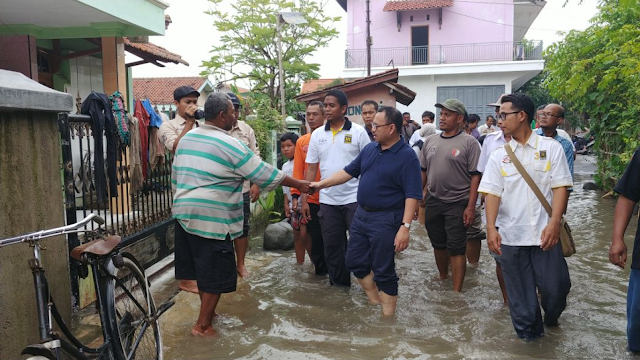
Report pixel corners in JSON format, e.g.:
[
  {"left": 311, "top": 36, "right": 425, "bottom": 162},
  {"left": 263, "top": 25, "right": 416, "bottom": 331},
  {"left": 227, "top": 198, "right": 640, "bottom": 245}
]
[{"left": 152, "top": 155, "right": 639, "bottom": 359}]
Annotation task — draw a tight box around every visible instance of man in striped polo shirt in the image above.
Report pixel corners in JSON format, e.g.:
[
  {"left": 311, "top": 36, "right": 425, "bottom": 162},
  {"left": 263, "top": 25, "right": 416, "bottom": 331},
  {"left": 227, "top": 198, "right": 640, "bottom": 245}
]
[{"left": 172, "top": 92, "right": 311, "bottom": 336}]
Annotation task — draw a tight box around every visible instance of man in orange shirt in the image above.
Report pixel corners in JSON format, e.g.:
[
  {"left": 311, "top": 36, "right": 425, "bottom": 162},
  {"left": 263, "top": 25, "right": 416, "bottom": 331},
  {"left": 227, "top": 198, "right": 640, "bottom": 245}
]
[{"left": 292, "top": 101, "right": 328, "bottom": 275}]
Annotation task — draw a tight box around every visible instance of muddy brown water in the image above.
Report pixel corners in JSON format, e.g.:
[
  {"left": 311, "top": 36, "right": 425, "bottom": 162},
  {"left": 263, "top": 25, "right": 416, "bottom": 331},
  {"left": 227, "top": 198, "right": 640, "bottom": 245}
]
[{"left": 153, "top": 156, "right": 639, "bottom": 359}]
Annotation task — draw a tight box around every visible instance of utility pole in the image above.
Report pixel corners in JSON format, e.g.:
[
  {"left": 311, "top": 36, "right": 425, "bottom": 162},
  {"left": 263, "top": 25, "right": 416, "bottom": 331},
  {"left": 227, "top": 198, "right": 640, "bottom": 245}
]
[
  {"left": 276, "top": 12, "right": 307, "bottom": 121},
  {"left": 277, "top": 16, "right": 286, "bottom": 120},
  {"left": 366, "top": 0, "right": 371, "bottom": 76}
]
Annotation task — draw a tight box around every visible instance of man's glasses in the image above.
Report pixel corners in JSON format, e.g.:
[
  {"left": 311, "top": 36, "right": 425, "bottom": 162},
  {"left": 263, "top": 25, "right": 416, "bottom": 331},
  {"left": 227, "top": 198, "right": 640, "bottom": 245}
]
[
  {"left": 372, "top": 123, "right": 392, "bottom": 130},
  {"left": 497, "top": 111, "right": 521, "bottom": 120}
]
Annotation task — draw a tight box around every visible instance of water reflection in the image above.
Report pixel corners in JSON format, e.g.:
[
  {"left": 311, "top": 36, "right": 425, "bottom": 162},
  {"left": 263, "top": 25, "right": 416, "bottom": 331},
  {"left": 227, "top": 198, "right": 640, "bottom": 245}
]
[{"left": 158, "top": 157, "right": 638, "bottom": 359}]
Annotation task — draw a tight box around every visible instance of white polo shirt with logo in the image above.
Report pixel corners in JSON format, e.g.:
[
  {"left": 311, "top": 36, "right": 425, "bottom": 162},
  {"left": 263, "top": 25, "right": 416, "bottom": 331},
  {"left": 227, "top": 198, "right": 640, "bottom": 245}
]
[
  {"left": 306, "top": 118, "right": 370, "bottom": 205},
  {"left": 478, "top": 133, "right": 573, "bottom": 247}
]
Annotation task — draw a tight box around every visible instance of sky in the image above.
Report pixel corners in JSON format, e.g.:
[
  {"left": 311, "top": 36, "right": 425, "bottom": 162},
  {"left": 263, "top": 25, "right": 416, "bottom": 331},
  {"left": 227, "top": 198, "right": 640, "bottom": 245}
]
[{"left": 128, "top": 0, "right": 600, "bottom": 83}]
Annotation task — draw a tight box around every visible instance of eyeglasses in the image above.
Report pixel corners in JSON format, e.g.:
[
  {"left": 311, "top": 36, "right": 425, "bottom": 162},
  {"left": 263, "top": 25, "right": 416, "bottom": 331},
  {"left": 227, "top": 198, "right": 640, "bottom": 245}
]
[
  {"left": 371, "top": 123, "right": 392, "bottom": 130},
  {"left": 498, "top": 111, "right": 521, "bottom": 120},
  {"left": 538, "top": 112, "right": 560, "bottom": 119}
]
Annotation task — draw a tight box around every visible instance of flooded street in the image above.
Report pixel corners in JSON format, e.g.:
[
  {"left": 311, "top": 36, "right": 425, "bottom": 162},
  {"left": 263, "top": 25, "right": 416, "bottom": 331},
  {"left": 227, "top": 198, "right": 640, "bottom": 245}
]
[{"left": 155, "top": 155, "right": 638, "bottom": 359}]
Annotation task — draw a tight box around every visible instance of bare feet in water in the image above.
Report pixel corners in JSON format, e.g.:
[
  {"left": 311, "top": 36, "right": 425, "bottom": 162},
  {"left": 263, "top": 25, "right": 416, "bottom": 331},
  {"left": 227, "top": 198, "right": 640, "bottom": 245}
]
[
  {"left": 237, "top": 264, "right": 248, "bottom": 278},
  {"left": 191, "top": 324, "right": 216, "bottom": 337},
  {"left": 179, "top": 280, "right": 199, "bottom": 294}
]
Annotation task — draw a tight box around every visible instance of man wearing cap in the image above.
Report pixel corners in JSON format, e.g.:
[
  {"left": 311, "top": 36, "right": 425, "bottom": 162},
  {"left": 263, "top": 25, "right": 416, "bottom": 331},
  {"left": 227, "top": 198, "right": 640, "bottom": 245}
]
[
  {"left": 158, "top": 86, "right": 201, "bottom": 154},
  {"left": 420, "top": 99, "right": 481, "bottom": 292},
  {"left": 480, "top": 95, "right": 505, "bottom": 135},
  {"left": 158, "top": 86, "right": 201, "bottom": 294},
  {"left": 227, "top": 92, "right": 261, "bottom": 278}
]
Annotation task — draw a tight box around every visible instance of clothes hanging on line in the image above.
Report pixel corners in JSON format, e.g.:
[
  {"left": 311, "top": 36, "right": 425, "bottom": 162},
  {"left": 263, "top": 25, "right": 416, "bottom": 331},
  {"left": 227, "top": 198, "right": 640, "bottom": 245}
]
[
  {"left": 128, "top": 113, "right": 144, "bottom": 193},
  {"left": 134, "top": 99, "right": 150, "bottom": 179},
  {"left": 80, "top": 92, "right": 118, "bottom": 202},
  {"left": 109, "top": 91, "right": 129, "bottom": 147}
]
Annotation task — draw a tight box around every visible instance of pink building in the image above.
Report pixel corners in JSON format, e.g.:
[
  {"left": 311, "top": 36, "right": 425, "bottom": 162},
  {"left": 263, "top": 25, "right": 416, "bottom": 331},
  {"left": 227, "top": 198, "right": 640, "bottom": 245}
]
[{"left": 337, "top": 0, "right": 546, "bottom": 122}]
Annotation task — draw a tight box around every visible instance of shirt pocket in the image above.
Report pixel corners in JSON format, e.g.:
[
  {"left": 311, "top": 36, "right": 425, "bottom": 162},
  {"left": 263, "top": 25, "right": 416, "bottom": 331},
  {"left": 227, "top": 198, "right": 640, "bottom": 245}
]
[
  {"left": 500, "top": 164, "right": 519, "bottom": 191},
  {"left": 533, "top": 160, "right": 551, "bottom": 184}
]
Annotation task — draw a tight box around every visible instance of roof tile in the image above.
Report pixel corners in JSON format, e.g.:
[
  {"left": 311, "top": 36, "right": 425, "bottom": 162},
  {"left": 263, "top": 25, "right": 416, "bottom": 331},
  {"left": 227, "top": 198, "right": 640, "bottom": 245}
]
[
  {"left": 300, "top": 79, "right": 342, "bottom": 94},
  {"left": 383, "top": 0, "right": 453, "bottom": 12},
  {"left": 124, "top": 37, "right": 189, "bottom": 66},
  {"left": 133, "top": 77, "right": 207, "bottom": 104}
]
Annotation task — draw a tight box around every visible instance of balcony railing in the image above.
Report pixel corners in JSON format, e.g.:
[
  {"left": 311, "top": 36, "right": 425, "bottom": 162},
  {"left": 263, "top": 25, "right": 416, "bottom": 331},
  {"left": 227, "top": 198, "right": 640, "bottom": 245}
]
[{"left": 345, "top": 41, "right": 543, "bottom": 68}]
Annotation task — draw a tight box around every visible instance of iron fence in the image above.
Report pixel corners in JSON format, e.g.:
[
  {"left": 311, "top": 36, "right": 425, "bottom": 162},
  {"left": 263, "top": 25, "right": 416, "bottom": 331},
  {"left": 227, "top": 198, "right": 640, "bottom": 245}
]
[
  {"left": 59, "top": 112, "right": 174, "bottom": 309},
  {"left": 345, "top": 41, "right": 543, "bottom": 68}
]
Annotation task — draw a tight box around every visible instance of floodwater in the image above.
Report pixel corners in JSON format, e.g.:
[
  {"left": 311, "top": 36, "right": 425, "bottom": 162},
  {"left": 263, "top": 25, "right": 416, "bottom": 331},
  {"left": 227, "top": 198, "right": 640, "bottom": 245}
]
[{"left": 155, "top": 155, "right": 639, "bottom": 359}]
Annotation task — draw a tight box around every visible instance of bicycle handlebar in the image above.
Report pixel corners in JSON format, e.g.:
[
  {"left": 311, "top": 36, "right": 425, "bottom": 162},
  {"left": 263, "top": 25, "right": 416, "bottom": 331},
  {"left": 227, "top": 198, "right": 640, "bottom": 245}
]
[{"left": 0, "top": 214, "right": 105, "bottom": 248}]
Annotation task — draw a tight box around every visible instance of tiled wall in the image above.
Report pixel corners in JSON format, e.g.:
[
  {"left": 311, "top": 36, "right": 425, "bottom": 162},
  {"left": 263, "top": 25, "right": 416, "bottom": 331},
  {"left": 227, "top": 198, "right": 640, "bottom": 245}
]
[{"left": 65, "top": 56, "right": 104, "bottom": 114}]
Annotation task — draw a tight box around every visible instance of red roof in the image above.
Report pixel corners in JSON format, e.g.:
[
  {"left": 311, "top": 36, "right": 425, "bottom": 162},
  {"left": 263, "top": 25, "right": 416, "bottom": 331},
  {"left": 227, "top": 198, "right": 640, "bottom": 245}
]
[
  {"left": 124, "top": 37, "right": 189, "bottom": 66},
  {"left": 383, "top": 0, "right": 453, "bottom": 11},
  {"left": 300, "top": 79, "right": 343, "bottom": 94},
  {"left": 295, "top": 69, "right": 417, "bottom": 106},
  {"left": 133, "top": 77, "right": 207, "bottom": 104}
]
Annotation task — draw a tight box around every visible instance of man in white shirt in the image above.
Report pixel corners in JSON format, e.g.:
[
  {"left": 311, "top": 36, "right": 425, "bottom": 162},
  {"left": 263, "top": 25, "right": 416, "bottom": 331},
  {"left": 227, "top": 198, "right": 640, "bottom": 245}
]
[
  {"left": 158, "top": 86, "right": 201, "bottom": 294},
  {"left": 479, "top": 93, "right": 573, "bottom": 339},
  {"left": 477, "top": 115, "right": 496, "bottom": 136},
  {"left": 477, "top": 116, "right": 512, "bottom": 305},
  {"left": 227, "top": 93, "right": 261, "bottom": 278},
  {"left": 158, "top": 86, "right": 200, "bottom": 153},
  {"left": 306, "top": 89, "right": 370, "bottom": 286}
]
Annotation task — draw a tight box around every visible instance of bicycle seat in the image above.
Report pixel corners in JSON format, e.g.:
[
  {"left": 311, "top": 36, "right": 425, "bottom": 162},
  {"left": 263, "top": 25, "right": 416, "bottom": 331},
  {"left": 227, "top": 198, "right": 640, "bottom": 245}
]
[{"left": 70, "top": 235, "right": 121, "bottom": 260}]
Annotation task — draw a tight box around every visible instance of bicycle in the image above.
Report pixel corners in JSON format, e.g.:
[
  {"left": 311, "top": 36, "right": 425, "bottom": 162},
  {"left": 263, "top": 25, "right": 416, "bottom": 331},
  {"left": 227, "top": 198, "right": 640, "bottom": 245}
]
[{"left": 0, "top": 214, "right": 174, "bottom": 360}]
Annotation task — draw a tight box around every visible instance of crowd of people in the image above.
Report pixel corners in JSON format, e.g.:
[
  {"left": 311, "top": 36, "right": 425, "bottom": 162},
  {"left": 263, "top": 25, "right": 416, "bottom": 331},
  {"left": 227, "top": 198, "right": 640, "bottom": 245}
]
[{"left": 161, "top": 85, "right": 640, "bottom": 352}]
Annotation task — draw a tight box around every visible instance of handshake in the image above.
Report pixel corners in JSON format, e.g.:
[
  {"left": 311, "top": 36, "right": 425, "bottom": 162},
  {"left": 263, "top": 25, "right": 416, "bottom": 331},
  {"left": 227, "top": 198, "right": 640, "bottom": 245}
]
[{"left": 293, "top": 180, "right": 325, "bottom": 195}]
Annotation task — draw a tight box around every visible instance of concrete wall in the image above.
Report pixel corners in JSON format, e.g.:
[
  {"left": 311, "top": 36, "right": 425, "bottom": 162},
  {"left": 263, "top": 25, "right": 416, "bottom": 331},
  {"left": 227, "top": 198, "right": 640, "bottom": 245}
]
[
  {"left": 0, "top": 69, "right": 74, "bottom": 359},
  {"left": 0, "top": 111, "right": 71, "bottom": 358},
  {"left": 395, "top": 71, "right": 516, "bottom": 122},
  {"left": 343, "top": 85, "right": 397, "bottom": 125},
  {"left": 347, "top": 0, "right": 514, "bottom": 51},
  {"left": 0, "top": 35, "right": 38, "bottom": 80}
]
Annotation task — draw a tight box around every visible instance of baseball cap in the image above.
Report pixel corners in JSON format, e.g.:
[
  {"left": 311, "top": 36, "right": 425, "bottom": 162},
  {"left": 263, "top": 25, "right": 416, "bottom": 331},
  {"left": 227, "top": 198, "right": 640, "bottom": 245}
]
[
  {"left": 486, "top": 94, "right": 506, "bottom": 107},
  {"left": 435, "top": 98, "right": 466, "bottom": 115},
  {"left": 227, "top": 92, "right": 241, "bottom": 107},
  {"left": 173, "top": 86, "right": 200, "bottom": 101}
]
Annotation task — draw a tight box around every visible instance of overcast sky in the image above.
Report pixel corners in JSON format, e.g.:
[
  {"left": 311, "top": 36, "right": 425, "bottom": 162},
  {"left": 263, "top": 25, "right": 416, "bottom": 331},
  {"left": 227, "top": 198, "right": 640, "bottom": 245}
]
[{"left": 128, "top": 0, "right": 599, "bottom": 82}]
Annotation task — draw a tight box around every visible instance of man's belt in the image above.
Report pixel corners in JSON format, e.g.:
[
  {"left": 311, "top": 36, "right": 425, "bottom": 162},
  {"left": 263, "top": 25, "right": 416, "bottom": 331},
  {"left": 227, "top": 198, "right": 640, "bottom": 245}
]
[{"left": 360, "top": 206, "right": 401, "bottom": 212}]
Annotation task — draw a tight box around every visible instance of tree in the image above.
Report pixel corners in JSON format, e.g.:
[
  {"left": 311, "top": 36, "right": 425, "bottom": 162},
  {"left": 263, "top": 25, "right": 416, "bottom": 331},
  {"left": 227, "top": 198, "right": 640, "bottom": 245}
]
[
  {"left": 201, "top": 0, "right": 340, "bottom": 115},
  {"left": 518, "top": 72, "right": 584, "bottom": 129},
  {"left": 544, "top": 0, "right": 640, "bottom": 191}
]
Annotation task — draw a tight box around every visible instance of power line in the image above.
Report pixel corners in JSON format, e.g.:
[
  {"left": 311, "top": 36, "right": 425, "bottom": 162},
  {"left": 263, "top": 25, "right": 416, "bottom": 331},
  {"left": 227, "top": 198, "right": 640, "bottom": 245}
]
[{"left": 443, "top": 8, "right": 574, "bottom": 33}]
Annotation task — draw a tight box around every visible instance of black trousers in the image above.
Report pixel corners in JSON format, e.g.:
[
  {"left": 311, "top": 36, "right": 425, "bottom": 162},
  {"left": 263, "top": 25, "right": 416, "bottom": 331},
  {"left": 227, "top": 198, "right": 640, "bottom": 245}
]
[
  {"left": 501, "top": 243, "right": 571, "bottom": 339},
  {"left": 307, "top": 203, "right": 328, "bottom": 276},
  {"left": 318, "top": 203, "right": 358, "bottom": 286}
]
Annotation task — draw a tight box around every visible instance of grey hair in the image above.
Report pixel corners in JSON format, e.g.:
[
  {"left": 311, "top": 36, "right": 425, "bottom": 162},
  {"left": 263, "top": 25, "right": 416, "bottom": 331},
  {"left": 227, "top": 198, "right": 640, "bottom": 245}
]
[
  {"left": 419, "top": 123, "right": 437, "bottom": 138},
  {"left": 204, "top": 92, "right": 232, "bottom": 120}
]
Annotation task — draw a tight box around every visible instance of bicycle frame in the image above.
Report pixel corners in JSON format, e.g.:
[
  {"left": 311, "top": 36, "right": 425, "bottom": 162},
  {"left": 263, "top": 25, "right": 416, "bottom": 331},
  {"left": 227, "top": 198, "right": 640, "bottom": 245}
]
[{"left": 0, "top": 214, "right": 116, "bottom": 360}]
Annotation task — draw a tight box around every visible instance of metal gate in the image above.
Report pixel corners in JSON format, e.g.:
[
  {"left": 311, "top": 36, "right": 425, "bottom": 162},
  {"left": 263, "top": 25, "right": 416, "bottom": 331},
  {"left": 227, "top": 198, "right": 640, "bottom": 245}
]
[
  {"left": 436, "top": 85, "right": 505, "bottom": 123},
  {"left": 58, "top": 112, "right": 174, "bottom": 310}
]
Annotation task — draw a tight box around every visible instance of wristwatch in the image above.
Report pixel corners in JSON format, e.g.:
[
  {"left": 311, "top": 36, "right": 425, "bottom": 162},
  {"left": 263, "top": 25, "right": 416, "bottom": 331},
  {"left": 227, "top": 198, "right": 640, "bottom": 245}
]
[{"left": 403, "top": 222, "right": 411, "bottom": 229}]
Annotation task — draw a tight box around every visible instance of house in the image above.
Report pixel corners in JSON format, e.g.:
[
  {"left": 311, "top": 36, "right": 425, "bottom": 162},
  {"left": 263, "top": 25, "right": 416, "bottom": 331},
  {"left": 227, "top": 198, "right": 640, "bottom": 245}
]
[
  {"left": 0, "top": 0, "right": 187, "bottom": 112},
  {"left": 337, "top": 0, "right": 546, "bottom": 121},
  {"left": 133, "top": 76, "right": 216, "bottom": 115},
  {"left": 215, "top": 82, "right": 251, "bottom": 95},
  {"left": 296, "top": 68, "right": 416, "bottom": 125}
]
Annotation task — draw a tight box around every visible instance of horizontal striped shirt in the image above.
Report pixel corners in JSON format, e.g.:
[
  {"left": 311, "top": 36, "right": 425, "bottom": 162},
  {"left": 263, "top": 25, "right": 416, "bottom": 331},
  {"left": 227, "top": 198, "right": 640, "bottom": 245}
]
[{"left": 172, "top": 123, "right": 285, "bottom": 240}]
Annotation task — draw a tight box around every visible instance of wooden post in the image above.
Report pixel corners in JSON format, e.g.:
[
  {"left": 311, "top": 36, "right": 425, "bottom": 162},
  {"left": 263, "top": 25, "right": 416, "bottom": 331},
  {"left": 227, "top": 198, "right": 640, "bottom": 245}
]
[{"left": 101, "top": 37, "right": 130, "bottom": 216}]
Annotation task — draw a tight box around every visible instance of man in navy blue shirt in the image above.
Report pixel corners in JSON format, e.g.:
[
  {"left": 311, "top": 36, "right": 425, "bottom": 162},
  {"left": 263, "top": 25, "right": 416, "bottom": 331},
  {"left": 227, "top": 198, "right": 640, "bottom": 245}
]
[
  {"left": 311, "top": 106, "right": 423, "bottom": 316},
  {"left": 609, "top": 146, "right": 640, "bottom": 352}
]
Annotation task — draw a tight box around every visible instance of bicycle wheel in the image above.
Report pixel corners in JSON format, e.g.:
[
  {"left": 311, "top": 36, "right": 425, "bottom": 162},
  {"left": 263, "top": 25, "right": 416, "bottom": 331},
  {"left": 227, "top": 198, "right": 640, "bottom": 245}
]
[{"left": 104, "top": 255, "right": 163, "bottom": 360}]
